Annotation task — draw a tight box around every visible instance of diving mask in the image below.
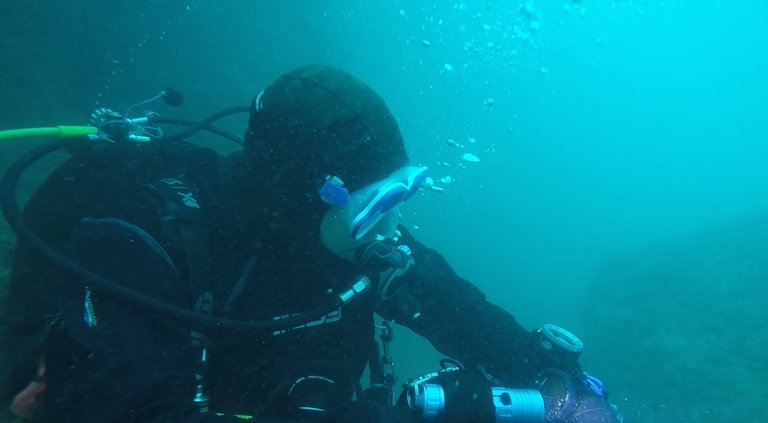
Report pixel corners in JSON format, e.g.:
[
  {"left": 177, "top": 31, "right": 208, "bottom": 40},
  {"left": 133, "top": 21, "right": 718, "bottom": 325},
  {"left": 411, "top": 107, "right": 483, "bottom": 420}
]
[{"left": 320, "top": 166, "right": 429, "bottom": 241}]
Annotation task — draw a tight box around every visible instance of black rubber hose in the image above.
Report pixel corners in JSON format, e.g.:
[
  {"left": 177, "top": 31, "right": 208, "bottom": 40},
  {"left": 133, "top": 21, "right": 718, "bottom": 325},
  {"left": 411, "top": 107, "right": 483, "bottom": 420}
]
[
  {"left": 0, "top": 137, "right": 345, "bottom": 333},
  {"left": 152, "top": 117, "right": 244, "bottom": 145},
  {"left": 160, "top": 105, "right": 249, "bottom": 142}
]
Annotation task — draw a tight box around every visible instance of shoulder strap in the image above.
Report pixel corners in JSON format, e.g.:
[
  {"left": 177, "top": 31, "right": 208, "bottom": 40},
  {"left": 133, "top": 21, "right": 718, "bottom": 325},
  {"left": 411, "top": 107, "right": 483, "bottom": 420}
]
[{"left": 142, "top": 175, "right": 212, "bottom": 302}]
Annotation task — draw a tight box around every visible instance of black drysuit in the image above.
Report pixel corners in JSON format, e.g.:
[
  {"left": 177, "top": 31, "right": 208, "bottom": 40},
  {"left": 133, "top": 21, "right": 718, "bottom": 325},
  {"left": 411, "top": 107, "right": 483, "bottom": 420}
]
[{"left": 1, "top": 141, "right": 563, "bottom": 422}]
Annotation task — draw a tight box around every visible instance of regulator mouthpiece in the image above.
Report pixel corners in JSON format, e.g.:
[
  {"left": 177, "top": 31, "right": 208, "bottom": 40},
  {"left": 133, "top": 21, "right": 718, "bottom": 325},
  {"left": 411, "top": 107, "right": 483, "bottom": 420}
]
[
  {"left": 125, "top": 87, "right": 184, "bottom": 117},
  {"left": 161, "top": 87, "right": 184, "bottom": 107}
]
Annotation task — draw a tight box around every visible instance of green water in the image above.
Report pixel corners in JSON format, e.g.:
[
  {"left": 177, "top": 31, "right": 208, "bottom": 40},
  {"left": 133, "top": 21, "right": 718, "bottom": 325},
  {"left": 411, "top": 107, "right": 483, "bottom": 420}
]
[{"left": 1, "top": 1, "right": 766, "bottom": 421}]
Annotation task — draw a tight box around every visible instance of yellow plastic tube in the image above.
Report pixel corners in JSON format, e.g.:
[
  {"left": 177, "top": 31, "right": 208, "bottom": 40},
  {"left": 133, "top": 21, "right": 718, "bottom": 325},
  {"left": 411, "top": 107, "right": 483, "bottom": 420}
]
[{"left": 0, "top": 126, "right": 97, "bottom": 142}]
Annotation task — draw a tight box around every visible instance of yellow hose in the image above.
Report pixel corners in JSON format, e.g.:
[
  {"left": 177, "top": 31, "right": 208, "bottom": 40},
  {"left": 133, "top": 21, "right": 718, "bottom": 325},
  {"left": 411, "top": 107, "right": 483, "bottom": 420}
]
[{"left": 0, "top": 126, "right": 97, "bottom": 142}]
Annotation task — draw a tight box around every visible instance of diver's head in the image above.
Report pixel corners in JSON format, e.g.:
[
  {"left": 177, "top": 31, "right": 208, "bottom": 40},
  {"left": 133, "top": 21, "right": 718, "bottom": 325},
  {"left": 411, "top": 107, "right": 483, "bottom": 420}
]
[{"left": 243, "top": 65, "right": 415, "bottom": 257}]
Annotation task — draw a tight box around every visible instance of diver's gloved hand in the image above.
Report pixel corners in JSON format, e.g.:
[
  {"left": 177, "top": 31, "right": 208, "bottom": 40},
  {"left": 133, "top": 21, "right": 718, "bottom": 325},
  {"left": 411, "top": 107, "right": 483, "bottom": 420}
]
[{"left": 536, "top": 369, "right": 622, "bottom": 423}]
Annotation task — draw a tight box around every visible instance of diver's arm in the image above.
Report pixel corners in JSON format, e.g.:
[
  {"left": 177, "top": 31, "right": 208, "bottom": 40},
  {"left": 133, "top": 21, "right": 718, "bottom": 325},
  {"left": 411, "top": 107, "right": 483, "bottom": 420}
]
[
  {"left": 377, "top": 227, "right": 576, "bottom": 386},
  {"left": 377, "top": 229, "right": 621, "bottom": 423}
]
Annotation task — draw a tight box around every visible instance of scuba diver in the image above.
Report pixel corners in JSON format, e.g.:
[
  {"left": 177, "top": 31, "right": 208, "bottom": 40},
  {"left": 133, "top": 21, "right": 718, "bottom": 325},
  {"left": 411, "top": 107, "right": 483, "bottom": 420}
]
[{"left": 0, "top": 65, "right": 621, "bottom": 423}]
